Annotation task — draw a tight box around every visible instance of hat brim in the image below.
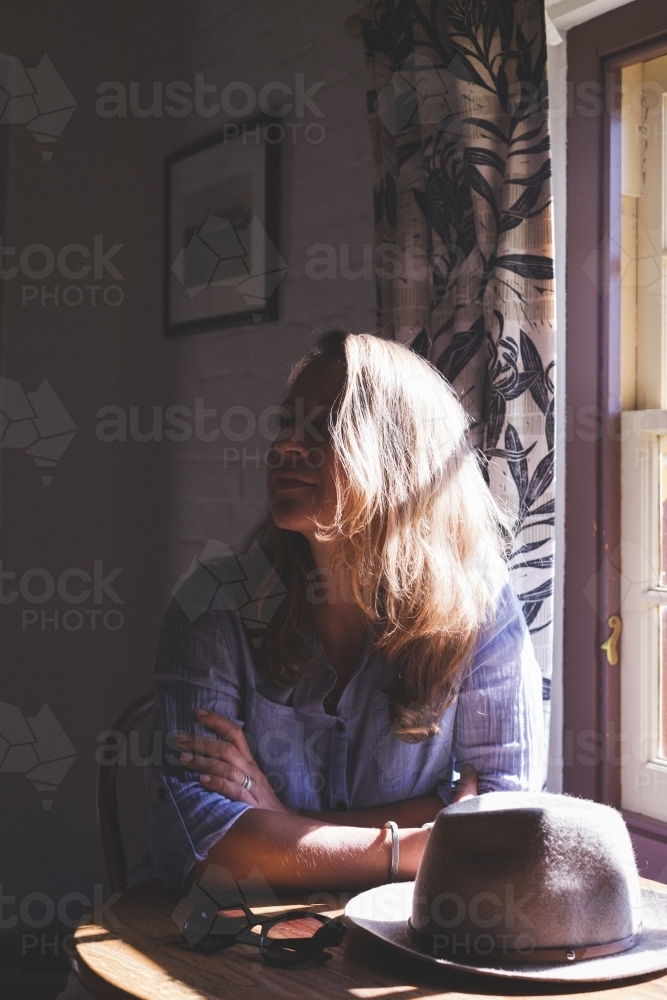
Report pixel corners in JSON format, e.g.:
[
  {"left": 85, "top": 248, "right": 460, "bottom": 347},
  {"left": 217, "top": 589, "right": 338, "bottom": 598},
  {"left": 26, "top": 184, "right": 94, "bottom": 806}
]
[{"left": 345, "top": 883, "right": 667, "bottom": 982}]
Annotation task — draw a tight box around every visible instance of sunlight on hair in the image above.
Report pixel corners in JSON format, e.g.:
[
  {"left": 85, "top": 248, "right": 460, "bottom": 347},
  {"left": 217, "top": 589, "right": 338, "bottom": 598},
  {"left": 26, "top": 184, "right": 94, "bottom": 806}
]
[{"left": 247, "top": 332, "right": 514, "bottom": 742}]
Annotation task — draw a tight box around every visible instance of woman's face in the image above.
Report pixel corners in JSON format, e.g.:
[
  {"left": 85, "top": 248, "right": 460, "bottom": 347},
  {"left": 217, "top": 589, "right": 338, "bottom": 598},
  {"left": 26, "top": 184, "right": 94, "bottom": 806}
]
[{"left": 267, "top": 357, "right": 345, "bottom": 540}]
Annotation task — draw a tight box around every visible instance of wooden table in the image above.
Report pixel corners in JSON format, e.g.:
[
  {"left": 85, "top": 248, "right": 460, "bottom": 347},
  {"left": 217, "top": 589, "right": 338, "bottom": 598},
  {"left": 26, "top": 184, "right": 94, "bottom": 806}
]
[{"left": 71, "top": 878, "right": 667, "bottom": 1000}]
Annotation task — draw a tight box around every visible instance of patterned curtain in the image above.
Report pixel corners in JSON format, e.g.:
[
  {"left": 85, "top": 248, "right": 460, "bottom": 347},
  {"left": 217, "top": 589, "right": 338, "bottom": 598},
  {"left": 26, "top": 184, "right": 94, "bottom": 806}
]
[{"left": 358, "top": 0, "right": 555, "bottom": 763}]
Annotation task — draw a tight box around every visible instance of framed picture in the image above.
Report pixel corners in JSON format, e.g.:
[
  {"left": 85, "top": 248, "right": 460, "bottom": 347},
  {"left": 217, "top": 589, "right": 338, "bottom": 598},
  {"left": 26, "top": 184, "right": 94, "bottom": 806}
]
[{"left": 164, "top": 117, "right": 282, "bottom": 337}]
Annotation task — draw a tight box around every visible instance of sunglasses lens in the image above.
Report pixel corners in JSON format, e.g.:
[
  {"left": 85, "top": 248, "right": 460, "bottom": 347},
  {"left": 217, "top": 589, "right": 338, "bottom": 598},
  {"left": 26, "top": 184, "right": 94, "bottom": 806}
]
[
  {"left": 259, "top": 915, "right": 345, "bottom": 966},
  {"left": 264, "top": 916, "right": 325, "bottom": 940}
]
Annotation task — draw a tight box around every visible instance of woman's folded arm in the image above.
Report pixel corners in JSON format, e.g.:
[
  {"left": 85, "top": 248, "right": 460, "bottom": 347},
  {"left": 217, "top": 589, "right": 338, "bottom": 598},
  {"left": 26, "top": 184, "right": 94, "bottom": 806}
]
[
  {"left": 299, "top": 793, "right": 444, "bottom": 828},
  {"left": 188, "top": 808, "right": 429, "bottom": 892}
]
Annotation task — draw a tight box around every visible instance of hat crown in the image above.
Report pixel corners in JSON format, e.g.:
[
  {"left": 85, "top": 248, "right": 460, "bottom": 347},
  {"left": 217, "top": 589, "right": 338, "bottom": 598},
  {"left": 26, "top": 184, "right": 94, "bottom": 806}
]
[{"left": 412, "top": 792, "right": 641, "bottom": 960}]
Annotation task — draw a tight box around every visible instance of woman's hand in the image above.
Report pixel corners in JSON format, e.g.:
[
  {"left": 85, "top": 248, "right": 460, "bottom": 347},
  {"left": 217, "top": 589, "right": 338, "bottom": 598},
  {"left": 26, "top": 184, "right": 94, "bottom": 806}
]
[
  {"left": 175, "top": 708, "right": 294, "bottom": 814},
  {"left": 452, "top": 763, "right": 478, "bottom": 802}
]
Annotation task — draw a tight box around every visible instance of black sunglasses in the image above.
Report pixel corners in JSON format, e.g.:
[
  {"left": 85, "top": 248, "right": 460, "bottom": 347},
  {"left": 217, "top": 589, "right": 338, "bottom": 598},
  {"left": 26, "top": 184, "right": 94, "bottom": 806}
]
[{"left": 182, "top": 899, "right": 346, "bottom": 967}]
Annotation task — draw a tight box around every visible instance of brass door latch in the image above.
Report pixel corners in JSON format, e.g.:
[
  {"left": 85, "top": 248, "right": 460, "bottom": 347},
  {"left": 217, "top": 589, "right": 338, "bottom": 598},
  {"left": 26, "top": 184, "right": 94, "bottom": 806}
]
[{"left": 601, "top": 615, "right": 622, "bottom": 665}]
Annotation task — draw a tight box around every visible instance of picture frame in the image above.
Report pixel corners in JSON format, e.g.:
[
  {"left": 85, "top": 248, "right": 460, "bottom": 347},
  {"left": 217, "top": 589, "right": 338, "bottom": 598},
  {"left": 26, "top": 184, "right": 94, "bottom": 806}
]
[{"left": 164, "top": 116, "right": 282, "bottom": 337}]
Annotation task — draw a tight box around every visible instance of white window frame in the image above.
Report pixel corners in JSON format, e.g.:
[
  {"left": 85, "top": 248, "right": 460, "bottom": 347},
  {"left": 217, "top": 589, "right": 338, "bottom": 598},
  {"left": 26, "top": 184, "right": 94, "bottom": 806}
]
[{"left": 620, "top": 53, "right": 667, "bottom": 822}]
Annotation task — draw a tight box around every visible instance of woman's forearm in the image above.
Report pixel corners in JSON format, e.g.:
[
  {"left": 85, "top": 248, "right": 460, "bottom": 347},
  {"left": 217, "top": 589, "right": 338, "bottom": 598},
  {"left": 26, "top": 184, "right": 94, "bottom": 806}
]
[
  {"left": 189, "top": 808, "right": 429, "bottom": 892},
  {"left": 300, "top": 794, "right": 444, "bottom": 828}
]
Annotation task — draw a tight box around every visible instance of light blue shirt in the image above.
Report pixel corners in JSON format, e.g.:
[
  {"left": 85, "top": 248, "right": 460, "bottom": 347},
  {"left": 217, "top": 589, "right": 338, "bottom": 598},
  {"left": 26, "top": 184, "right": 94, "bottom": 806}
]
[{"left": 144, "top": 570, "right": 543, "bottom": 892}]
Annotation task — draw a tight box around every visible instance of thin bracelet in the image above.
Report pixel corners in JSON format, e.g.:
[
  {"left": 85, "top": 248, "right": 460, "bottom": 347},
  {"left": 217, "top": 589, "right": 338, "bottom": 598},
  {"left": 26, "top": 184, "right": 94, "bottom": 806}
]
[{"left": 384, "top": 820, "right": 399, "bottom": 882}]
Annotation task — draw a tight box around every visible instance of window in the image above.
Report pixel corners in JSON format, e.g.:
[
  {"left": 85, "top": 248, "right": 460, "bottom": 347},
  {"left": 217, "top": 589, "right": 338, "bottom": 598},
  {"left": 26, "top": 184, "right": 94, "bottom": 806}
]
[{"left": 621, "top": 55, "right": 667, "bottom": 822}]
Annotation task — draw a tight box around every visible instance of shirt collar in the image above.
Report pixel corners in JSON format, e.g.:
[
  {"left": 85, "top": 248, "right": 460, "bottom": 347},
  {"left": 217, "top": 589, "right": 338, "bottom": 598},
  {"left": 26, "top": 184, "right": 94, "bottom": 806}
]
[{"left": 294, "top": 628, "right": 376, "bottom": 712}]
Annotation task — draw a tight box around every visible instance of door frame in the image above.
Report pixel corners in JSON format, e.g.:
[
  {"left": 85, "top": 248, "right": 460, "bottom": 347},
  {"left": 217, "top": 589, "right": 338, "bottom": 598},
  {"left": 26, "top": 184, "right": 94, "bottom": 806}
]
[{"left": 565, "top": 0, "right": 667, "bottom": 829}]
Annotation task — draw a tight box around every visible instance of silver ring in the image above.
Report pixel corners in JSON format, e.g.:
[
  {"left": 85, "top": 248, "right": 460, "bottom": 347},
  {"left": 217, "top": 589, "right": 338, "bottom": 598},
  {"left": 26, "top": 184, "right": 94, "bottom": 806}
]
[{"left": 242, "top": 773, "right": 252, "bottom": 791}]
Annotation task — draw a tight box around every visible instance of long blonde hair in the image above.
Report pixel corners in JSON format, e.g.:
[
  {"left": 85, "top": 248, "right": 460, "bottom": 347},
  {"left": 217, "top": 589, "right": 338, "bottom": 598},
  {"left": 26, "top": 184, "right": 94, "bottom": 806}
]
[{"left": 247, "top": 330, "right": 513, "bottom": 741}]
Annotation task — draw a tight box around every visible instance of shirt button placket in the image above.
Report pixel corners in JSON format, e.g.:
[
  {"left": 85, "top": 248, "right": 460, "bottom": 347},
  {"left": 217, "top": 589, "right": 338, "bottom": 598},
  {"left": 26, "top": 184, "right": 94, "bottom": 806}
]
[{"left": 333, "top": 718, "right": 348, "bottom": 811}]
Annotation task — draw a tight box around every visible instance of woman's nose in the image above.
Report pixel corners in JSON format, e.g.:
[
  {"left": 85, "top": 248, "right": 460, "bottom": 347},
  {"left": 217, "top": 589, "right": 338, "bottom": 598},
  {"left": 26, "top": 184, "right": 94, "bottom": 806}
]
[{"left": 272, "top": 427, "right": 309, "bottom": 458}]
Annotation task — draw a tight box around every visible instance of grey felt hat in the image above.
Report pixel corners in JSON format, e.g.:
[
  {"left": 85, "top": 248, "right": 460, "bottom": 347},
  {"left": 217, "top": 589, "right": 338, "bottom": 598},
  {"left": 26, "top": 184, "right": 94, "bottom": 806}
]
[{"left": 346, "top": 791, "right": 667, "bottom": 982}]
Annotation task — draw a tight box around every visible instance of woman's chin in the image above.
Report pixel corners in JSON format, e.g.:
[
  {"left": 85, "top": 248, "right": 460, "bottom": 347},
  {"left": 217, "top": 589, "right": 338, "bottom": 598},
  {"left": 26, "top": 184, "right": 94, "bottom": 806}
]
[{"left": 269, "top": 503, "right": 314, "bottom": 535}]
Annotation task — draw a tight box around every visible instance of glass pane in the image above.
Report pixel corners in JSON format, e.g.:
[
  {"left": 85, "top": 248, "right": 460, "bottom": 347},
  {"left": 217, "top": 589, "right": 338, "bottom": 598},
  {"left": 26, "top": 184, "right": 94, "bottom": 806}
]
[
  {"left": 660, "top": 606, "right": 667, "bottom": 759},
  {"left": 661, "top": 436, "right": 667, "bottom": 587}
]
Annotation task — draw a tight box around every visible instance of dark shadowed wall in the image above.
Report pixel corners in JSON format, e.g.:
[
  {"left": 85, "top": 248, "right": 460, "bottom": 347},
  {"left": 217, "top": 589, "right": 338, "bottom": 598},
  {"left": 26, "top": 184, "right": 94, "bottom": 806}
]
[{"left": 0, "top": 0, "right": 374, "bottom": 959}]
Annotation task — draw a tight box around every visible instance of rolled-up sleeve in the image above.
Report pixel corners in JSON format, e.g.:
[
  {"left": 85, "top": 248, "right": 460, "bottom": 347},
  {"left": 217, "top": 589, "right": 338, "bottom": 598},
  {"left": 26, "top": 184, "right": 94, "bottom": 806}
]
[
  {"left": 144, "top": 599, "right": 253, "bottom": 892},
  {"left": 435, "top": 583, "right": 544, "bottom": 804}
]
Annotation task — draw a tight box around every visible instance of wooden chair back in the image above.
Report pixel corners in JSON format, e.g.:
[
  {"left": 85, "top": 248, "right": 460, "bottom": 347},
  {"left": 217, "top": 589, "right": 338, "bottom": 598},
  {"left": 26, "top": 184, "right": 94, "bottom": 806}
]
[{"left": 97, "top": 691, "right": 156, "bottom": 892}]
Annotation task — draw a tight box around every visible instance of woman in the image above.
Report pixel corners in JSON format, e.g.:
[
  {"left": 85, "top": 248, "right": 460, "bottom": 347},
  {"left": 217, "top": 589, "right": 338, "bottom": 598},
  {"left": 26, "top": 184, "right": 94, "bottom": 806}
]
[{"left": 146, "top": 330, "right": 543, "bottom": 894}]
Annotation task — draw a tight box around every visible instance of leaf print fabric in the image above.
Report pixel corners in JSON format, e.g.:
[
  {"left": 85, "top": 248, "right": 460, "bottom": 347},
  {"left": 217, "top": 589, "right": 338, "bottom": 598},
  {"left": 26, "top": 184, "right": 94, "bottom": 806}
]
[{"left": 359, "top": 0, "right": 555, "bottom": 766}]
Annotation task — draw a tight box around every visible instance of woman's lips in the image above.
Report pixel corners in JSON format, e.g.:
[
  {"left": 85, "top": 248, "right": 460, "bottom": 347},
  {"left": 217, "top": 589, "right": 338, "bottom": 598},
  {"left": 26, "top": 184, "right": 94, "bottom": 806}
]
[{"left": 271, "top": 476, "right": 317, "bottom": 491}]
